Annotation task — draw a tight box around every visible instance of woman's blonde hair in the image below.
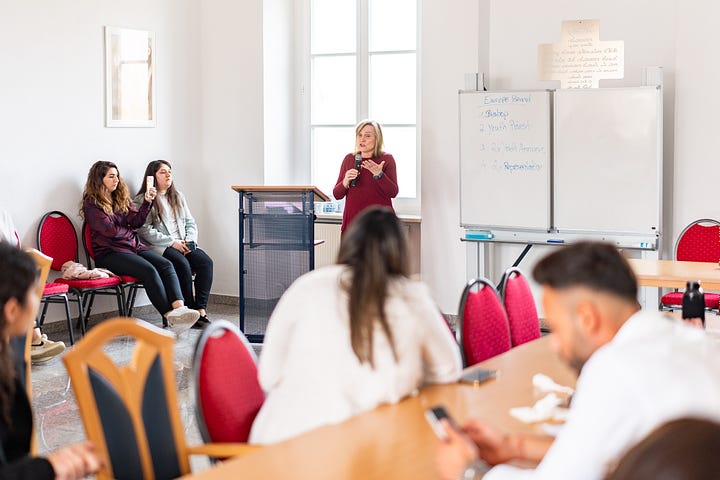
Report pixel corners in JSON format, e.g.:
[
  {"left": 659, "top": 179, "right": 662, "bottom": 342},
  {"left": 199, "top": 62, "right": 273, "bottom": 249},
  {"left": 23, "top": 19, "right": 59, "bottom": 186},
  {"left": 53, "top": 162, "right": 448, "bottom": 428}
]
[
  {"left": 80, "top": 160, "right": 132, "bottom": 217},
  {"left": 354, "top": 119, "right": 384, "bottom": 158}
]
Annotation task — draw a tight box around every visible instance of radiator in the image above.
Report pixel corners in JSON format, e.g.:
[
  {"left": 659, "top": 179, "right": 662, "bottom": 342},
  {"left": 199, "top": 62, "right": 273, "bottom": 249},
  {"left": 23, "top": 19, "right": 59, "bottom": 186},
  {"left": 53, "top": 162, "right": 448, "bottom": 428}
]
[
  {"left": 313, "top": 221, "right": 414, "bottom": 270},
  {"left": 314, "top": 222, "right": 342, "bottom": 268}
]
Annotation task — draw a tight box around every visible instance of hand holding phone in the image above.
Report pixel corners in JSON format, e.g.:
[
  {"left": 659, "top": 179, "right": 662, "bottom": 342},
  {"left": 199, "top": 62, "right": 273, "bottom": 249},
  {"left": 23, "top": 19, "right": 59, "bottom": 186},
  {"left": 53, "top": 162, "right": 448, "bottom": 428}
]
[
  {"left": 425, "top": 405, "right": 460, "bottom": 441},
  {"left": 185, "top": 241, "right": 197, "bottom": 252}
]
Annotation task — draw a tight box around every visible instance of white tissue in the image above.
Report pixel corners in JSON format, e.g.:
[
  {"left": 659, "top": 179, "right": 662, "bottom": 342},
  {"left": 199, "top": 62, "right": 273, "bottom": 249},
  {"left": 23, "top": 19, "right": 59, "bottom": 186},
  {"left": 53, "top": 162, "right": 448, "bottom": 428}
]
[
  {"left": 509, "top": 393, "right": 570, "bottom": 423},
  {"left": 532, "top": 373, "right": 575, "bottom": 395}
]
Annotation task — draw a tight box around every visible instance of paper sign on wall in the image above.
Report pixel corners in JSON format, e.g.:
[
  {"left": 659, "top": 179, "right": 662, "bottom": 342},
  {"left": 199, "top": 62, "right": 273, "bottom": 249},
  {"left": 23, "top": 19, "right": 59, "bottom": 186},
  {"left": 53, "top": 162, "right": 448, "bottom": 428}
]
[{"left": 538, "top": 19, "right": 624, "bottom": 89}]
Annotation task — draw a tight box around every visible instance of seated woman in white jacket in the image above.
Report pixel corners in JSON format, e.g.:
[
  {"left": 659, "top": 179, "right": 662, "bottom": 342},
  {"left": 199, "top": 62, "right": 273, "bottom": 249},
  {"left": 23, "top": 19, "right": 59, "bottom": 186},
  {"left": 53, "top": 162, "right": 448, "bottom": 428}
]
[
  {"left": 249, "top": 206, "right": 462, "bottom": 445},
  {"left": 135, "top": 160, "right": 214, "bottom": 328}
]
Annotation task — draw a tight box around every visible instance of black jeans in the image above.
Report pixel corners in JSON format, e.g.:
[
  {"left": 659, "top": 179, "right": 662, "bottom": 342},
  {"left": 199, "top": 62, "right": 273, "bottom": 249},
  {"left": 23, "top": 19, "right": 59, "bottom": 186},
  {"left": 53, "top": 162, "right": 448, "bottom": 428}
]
[
  {"left": 162, "top": 246, "right": 213, "bottom": 310},
  {"left": 96, "top": 250, "right": 184, "bottom": 315}
]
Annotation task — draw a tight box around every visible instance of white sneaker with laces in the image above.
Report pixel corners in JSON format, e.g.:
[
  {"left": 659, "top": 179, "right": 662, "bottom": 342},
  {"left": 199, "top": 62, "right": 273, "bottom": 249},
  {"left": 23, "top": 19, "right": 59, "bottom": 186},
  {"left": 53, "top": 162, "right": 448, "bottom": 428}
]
[
  {"left": 166, "top": 306, "right": 200, "bottom": 335},
  {"left": 31, "top": 334, "right": 66, "bottom": 364}
]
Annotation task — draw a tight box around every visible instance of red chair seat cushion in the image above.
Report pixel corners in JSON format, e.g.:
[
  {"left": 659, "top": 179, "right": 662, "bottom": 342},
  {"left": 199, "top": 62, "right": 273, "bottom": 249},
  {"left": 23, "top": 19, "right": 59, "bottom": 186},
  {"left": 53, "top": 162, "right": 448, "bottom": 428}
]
[
  {"left": 56, "top": 277, "right": 122, "bottom": 289},
  {"left": 120, "top": 275, "right": 142, "bottom": 283},
  {"left": 661, "top": 291, "right": 720, "bottom": 309},
  {"left": 43, "top": 282, "right": 70, "bottom": 296}
]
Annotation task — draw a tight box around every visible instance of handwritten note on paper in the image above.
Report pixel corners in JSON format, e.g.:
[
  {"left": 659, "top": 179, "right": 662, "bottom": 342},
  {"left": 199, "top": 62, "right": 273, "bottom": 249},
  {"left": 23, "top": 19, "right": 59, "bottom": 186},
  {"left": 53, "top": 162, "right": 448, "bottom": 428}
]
[{"left": 537, "top": 19, "right": 624, "bottom": 89}]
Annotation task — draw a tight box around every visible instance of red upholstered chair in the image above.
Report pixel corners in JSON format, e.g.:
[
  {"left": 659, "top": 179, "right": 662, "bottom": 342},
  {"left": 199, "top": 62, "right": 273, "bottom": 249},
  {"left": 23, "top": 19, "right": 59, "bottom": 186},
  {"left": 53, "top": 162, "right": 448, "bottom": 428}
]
[
  {"left": 193, "top": 320, "right": 264, "bottom": 449},
  {"left": 82, "top": 221, "right": 146, "bottom": 318},
  {"left": 456, "top": 277, "right": 512, "bottom": 367},
  {"left": 660, "top": 219, "right": 720, "bottom": 312},
  {"left": 11, "top": 229, "right": 76, "bottom": 344},
  {"left": 37, "top": 211, "right": 124, "bottom": 332},
  {"left": 500, "top": 267, "right": 541, "bottom": 347}
]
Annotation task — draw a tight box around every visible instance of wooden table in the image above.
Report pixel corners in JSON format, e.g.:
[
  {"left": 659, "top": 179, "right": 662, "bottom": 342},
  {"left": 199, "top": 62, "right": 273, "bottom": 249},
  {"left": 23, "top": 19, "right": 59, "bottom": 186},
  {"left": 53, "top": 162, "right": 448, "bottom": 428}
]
[
  {"left": 628, "top": 258, "right": 720, "bottom": 290},
  {"left": 182, "top": 337, "right": 576, "bottom": 480}
]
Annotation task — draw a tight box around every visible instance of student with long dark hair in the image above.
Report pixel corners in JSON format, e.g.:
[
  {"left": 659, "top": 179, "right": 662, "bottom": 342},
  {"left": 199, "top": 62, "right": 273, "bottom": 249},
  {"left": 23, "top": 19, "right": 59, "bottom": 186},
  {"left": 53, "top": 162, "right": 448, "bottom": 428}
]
[
  {"left": 81, "top": 160, "right": 199, "bottom": 330},
  {"left": 249, "top": 206, "right": 461, "bottom": 444},
  {"left": 0, "top": 242, "right": 102, "bottom": 479},
  {"left": 135, "top": 160, "right": 214, "bottom": 328}
]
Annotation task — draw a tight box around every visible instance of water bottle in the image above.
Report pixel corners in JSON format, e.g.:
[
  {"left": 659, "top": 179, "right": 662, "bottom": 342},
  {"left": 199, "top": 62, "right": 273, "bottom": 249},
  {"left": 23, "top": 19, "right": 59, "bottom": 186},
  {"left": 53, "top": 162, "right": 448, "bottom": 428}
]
[{"left": 681, "top": 280, "right": 705, "bottom": 327}]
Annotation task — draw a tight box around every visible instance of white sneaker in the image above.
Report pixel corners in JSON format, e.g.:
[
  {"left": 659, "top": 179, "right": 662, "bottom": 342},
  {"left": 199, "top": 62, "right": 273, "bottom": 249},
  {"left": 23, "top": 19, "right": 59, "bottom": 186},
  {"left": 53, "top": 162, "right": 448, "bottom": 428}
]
[
  {"left": 31, "top": 334, "right": 66, "bottom": 364},
  {"left": 166, "top": 306, "right": 200, "bottom": 335}
]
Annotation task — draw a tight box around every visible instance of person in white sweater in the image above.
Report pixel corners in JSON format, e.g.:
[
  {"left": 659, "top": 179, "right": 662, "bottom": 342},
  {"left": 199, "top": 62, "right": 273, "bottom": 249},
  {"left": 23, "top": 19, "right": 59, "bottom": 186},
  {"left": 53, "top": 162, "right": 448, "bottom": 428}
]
[{"left": 249, "top": 206, "right": 462, "bottom": 445}]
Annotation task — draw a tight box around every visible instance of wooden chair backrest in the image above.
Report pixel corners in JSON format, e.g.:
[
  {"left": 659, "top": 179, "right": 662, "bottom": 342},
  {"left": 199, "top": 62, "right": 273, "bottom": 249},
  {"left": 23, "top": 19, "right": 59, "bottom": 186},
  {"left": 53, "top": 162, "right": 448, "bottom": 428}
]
[
  {"left": 24, "top": 248, "right": 52, "bottom": 456},
  {"left": 63, "top": 318, "right": 190, "bottom": 480}
]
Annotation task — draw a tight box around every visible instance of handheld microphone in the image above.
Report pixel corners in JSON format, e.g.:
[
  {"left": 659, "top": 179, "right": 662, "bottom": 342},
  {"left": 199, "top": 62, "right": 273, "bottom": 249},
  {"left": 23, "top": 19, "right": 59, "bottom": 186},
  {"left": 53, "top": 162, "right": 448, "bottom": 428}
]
[{"left": 350, "top": 152, "right": 362, "bottom": 187}]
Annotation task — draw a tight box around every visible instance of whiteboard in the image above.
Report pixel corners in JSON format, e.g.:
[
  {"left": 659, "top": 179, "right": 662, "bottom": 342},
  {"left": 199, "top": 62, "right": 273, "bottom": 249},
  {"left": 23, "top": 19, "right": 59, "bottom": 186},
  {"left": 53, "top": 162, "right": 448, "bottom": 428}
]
[
  {"left": 553, "top": 87, "right": 662, "bottom": 235},
  {"left": 459, "top": 91, "right": 551, "bottom": 230}
]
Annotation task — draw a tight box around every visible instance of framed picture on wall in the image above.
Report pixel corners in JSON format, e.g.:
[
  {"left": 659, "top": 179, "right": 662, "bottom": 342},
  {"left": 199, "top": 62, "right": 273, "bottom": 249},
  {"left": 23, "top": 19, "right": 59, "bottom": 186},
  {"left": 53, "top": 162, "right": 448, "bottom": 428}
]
[{"left": 104, "top": 26, "right": 156, "bottom": 127}]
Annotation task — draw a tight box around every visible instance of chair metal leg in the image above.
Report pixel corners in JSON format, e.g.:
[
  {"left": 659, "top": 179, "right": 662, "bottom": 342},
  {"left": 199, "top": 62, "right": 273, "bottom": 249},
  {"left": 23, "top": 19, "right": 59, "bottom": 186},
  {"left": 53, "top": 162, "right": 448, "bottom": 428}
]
[{"left": 60, "top": 294, "right": 75, "bottom": 345}]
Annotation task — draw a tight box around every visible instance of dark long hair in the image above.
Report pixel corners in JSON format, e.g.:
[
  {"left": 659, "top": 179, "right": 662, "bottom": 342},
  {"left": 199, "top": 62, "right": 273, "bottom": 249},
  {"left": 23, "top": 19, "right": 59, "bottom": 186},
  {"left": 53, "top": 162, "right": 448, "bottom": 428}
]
[
  {"left": 606, "top": 418, "right": 720, "bottom": 480},
  {"left": 80, "top": 160, "right": 132, "bottom": 217},
  {"left": 0, "top": 242, "right": 38, "bottom": 426},
  {"left": 336, "top": 207, "right": 409, "bottom": 368},
  {"left": 137, "top": 160, "right": 182, "bottom": 223}
]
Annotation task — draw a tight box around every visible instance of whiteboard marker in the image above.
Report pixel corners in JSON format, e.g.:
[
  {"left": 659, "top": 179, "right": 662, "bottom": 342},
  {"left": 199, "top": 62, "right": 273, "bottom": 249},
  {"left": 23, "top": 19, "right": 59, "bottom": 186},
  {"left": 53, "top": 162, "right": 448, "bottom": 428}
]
[{"left": 547, "top": 239, "right": 565, "bottom": 244}]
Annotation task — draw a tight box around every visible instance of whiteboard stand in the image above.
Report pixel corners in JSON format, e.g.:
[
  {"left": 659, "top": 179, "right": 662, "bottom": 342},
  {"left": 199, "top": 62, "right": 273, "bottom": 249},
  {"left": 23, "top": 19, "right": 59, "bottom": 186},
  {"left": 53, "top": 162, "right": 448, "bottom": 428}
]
[{"left": 463, "top": 233, "right": 661, "bottom": 310}]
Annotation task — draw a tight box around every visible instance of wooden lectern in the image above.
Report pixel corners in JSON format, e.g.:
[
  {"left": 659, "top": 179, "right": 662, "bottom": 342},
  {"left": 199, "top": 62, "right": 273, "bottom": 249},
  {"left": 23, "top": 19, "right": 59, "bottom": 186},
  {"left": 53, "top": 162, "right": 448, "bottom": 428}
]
[{"left": 232, "top": 186, "right": 330, "bottom": 343}]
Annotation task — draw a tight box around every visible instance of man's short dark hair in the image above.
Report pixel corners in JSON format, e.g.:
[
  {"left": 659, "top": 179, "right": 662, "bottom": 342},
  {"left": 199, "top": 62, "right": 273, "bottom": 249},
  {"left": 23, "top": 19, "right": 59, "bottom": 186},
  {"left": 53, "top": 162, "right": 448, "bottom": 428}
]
[{"left": 532, "top": 242, "right": 638, "bottom": 302}]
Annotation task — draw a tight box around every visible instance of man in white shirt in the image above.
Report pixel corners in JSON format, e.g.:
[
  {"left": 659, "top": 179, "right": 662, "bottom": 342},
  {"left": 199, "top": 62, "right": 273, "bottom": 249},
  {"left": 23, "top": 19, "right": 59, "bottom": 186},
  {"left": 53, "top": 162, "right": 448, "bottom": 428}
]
[{"left": 436, "top": 241, "right": 720, "bottom": 480}]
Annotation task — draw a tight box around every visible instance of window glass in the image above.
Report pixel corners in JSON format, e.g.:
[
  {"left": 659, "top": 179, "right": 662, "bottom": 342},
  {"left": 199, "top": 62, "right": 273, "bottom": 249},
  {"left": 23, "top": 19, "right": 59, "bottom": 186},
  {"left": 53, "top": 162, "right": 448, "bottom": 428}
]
[
  {"left": 382, "top": 126, "right": 416, "bottom": 198},
  {"left": 311, "top": 0, "right": 356, "bottom": 54},
  {"left": 369, "top": 0, "right": 416, "bottom": 52},
  {"left": 312, "top": 126, "right": 355, "bottom": 199},
  {"left": 311, "top": 56, "right": 357, "bottom": 125},
  {"left": 369, "top": 53, "right": 416, "bottom": 124}
]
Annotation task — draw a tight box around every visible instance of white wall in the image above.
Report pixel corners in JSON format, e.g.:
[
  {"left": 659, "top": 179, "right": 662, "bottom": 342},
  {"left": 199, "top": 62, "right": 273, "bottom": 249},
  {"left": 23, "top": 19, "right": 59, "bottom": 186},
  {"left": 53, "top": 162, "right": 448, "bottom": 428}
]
[
  {"left": 419, "top": 0, "right": 690, "bottom": 312},
  {"left": 0, "top": 0, "right": 264, "bottom": 320},
  {"left": 6, "top": 0, "right": 720, "bottom": 319},
  {"left": 194, "top": 0, "right": 265, "bottom": 296},
  {"left": 419, "top": 0, "right": 487, "bottom": 312}
]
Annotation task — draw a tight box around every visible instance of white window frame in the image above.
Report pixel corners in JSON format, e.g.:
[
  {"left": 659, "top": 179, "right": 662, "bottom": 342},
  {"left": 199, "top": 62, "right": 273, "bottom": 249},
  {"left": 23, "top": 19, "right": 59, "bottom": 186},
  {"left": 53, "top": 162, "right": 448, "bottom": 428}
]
[{"left": 302, "top": 0, "right": 421, "bottom": 214}]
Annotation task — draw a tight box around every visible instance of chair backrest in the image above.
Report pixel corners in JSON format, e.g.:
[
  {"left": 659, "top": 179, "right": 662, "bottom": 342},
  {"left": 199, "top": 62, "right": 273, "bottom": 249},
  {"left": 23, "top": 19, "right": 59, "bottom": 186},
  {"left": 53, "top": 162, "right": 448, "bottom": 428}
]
[
  {"left": 193, "top": 320, "right": 264, "bottom": 444},
  {"left": 82, "top": 220, "right": 96, "bottom": 265},
  {"left": 675, "top": 219, "right": 720, "bottom": 262},
  {"left": 500, "top": 267, "right": 541, "bottom": 347},
  {"left": 63, "top": 318, "right": 191, "bottom": 480},
  {"left": 24, "top": 248, "right": 52, "bottom": 456},
  {"left": 37, "top": 211, "right": 79, "bottom": 271},
  {"left": 457, "top": 277, "right": 511, "bottom": 367}
]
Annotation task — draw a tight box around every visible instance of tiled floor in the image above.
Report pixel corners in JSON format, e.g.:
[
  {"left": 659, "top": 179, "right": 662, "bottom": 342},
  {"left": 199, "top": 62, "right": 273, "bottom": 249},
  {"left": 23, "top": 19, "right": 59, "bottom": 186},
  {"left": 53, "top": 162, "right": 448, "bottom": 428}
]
[{"left": 30, "top": 299, "right": 248, "bottom": 474}]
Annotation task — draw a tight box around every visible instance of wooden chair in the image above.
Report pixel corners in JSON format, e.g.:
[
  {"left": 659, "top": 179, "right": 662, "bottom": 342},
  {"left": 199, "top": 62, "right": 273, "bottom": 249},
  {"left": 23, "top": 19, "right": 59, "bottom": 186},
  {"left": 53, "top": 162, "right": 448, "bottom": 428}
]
[
  {"left": 25, "top": 248, "right": 52, "bottom": 455},
  {"left": 63, "top": 318, "right": 255, "bottom": 480},
  {"left": 456, "top": 277, "right": 512, "bottom": 367}
]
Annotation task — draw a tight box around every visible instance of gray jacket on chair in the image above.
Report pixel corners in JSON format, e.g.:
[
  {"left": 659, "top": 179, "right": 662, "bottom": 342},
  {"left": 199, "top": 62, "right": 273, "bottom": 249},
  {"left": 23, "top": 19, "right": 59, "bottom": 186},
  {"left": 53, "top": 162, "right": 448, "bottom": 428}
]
[{"left": 133, "top": 192, "right": 198, "bottom": 255}]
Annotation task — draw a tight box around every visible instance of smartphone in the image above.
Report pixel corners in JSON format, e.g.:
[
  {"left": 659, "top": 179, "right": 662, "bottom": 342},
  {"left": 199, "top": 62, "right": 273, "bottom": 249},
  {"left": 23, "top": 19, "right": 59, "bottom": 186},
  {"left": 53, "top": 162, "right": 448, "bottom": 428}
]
[
  {"left": 424, "top": 405, "right": 460, "bottom": 440},
  {"left": 459, "top": 369, "right": 496, "bottom": 386},
  {"left": 186, "top": 241, "right": 197, "bottom": 251}
]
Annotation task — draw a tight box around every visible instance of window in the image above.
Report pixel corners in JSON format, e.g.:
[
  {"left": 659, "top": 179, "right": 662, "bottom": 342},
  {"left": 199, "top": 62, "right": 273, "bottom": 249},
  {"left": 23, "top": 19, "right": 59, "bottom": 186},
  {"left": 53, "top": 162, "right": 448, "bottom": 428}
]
[{"left": 309, "top": 0, "right": 418, "bottom": 209}]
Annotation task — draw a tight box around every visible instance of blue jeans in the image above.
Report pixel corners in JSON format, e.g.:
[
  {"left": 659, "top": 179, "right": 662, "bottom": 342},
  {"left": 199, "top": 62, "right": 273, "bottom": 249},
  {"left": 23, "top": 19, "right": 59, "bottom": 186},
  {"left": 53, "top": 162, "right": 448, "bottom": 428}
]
[{"left": 96, "top": 250, "right": 184, "bottom": 315}]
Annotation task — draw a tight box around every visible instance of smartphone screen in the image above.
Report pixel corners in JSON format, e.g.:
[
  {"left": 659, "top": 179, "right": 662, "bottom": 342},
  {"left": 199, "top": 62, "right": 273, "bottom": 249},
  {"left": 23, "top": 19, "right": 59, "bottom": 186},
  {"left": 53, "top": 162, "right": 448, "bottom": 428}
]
[{"left": 424, "top": 405, "right": 459, "bottom": 440}]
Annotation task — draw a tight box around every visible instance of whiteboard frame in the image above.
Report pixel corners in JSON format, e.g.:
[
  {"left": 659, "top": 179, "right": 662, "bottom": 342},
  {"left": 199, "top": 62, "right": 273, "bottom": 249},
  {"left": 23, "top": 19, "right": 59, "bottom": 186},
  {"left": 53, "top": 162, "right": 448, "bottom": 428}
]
[{"left": 458, "top": 89, "right": 553, "bottom": 231}]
